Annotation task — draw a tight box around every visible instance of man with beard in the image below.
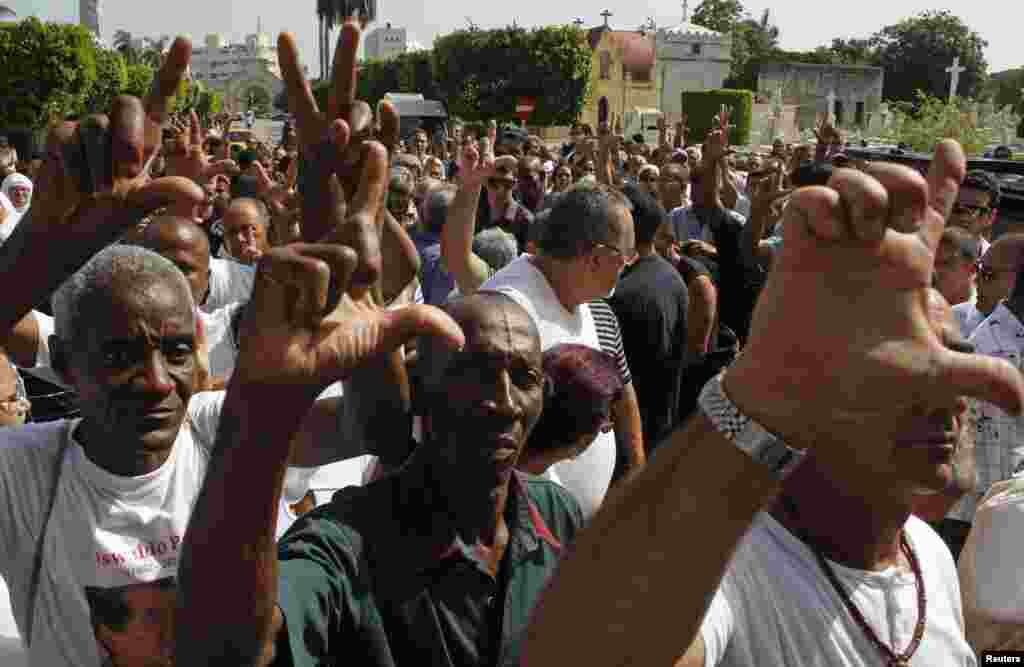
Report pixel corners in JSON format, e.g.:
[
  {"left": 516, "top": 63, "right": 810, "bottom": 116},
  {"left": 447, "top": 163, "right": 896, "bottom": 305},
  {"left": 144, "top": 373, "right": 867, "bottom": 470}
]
[{"left": 522, "top": 140, "right": 1023, "bottom": 666}]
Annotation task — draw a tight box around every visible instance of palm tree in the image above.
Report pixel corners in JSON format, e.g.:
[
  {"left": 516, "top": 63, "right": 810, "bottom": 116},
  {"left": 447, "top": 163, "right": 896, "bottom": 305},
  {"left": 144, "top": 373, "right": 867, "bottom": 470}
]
[{"left": 316, "top": 0, "right": 377, "bottom": 79}]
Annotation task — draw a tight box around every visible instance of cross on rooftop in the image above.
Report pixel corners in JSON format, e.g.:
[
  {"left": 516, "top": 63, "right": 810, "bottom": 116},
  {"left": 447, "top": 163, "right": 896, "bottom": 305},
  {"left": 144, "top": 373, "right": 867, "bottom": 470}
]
[
  {"left": 946, "top": 56, "right": 966, "bottom": 103},
  {"left": 600, "top": 9, "right": 613, "bottom": 27}
]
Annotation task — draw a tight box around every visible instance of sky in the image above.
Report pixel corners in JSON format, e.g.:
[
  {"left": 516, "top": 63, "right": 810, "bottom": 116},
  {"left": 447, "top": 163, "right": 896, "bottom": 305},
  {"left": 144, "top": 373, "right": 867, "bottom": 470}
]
[{"left": 9, "top": 0, "right": 1022, "bottom": 75}]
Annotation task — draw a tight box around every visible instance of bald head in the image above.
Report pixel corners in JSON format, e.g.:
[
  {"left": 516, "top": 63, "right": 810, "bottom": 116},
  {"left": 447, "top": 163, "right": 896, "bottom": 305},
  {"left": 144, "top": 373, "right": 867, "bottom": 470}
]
[
  {"left": 138, "top": 216, "right": 211, "bottom": 305},
  {"left": 223, "top": 198, "right": 271, "bottom": 265},
  {"left": 420, "top": 292, "right": 541, "bottom": 397},
  {"left": 141, "top": 216, "right": 210, "bottom": 256}
]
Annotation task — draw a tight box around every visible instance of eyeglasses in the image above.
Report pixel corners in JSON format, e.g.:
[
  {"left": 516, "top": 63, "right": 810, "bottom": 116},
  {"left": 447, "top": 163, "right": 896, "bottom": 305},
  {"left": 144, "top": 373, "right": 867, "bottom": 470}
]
[
  {"left": 953, "top": 203, "right": 993, "bottom": 218},
  {"left": 0, "top": 397, "right": 30, "bottom": 417},
  {"left": 593, "top": 242, "right": 638, "bottom": 262}
]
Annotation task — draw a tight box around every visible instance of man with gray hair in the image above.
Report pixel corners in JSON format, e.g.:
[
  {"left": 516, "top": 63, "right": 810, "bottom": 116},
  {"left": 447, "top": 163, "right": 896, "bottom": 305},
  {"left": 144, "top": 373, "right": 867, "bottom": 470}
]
[
  {"left": 482, "top": 185, "right": 646, "bottom": 517},
  {"left": 414, "top": 185, "right": 457, "bottom": 306},
  {"left": 0, "top": 39, "right": 412, "bottom": 664}
]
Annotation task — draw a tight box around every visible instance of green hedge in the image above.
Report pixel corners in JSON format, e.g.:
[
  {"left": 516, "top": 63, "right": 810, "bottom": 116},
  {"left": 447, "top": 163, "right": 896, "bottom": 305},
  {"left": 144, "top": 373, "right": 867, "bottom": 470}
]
[{"left": 680, "top": 89, "right": 754, "bottom": 147}]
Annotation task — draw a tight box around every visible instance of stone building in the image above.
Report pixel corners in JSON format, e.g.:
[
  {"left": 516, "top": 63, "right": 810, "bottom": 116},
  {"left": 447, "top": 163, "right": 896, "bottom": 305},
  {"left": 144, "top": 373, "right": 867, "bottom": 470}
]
[
  {"left": 758, "top": 63, "right": 884, "bottom": 131},
  {"left": 655, "top": 5, "right": 732, "bottom": 123},
  {"left": 191, "top": 32, "right": 284, "bottom": 113},
  {"left": 365, "top": 23, "right": 408, "bottom": 61},
  {"left": 581, "top": 22, "right": 658, "bottom": 130}
]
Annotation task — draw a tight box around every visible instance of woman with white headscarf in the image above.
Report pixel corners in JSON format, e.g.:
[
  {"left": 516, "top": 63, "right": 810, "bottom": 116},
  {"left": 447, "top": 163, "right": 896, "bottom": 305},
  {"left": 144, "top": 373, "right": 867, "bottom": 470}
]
[{"left": 0, "top": 173, "right": 32, "bottom": 244}]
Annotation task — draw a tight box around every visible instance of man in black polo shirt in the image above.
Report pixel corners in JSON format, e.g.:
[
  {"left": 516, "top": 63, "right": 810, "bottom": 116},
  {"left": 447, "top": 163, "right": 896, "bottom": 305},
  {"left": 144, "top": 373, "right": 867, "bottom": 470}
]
[{"left": 610, "top": 184, "right": 689, "bottom": 449}]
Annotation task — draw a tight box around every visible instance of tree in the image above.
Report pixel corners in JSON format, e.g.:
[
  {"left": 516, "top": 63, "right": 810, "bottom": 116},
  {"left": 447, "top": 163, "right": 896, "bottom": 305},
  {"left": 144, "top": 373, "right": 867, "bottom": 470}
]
[
  {"left": 725, "top": 9, "right": 780, "bottom": 90},
  {"left": 82, "top": 47, "right": 127, "bottom": 115},
  {"left": 433, "top": 25, "right": 592, "bottom": 125},
  {"left": 871, "top": 11, "right": 988, "bottom": 103},
  {"left": 122, "top": 62, "right": 155, "bottom": 99},
  {"left": 0, "top": 17, "right": 98, "bottom": 128},
  {"left": 691, "top": 0, "right": 745, "bottom": 34}
]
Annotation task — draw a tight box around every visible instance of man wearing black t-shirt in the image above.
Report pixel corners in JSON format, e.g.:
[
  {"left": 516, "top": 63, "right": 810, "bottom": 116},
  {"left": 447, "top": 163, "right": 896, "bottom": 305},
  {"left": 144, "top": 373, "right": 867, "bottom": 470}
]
[{"left": 609, "top": 185, "right": 689, "bottom": 449}]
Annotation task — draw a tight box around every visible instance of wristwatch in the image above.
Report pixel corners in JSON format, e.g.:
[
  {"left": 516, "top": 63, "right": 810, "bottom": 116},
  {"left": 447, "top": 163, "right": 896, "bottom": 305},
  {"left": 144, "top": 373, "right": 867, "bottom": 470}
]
[{"left": 698, "top": 372, "right": 806, "bottom": 481}]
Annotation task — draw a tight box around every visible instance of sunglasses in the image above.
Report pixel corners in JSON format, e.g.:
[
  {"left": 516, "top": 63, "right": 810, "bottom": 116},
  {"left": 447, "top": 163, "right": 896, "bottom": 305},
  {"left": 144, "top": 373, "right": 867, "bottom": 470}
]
[{"left": 953, "top": 203, "right": 992, "bottom": 218}]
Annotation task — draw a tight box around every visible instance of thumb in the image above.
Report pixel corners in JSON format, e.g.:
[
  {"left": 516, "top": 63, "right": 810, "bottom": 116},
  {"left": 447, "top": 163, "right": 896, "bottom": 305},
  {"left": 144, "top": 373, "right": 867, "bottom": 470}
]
[
  {"left": 939, "top": 348, "right": 1024, "bottom": 417},
  {"left": 377, "top": 304, "right": 465, "bottom": 358}
]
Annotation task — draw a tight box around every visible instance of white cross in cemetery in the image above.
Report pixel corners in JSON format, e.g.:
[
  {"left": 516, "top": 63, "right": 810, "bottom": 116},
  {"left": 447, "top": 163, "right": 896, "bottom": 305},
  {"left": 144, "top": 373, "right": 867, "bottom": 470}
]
[{"left": 946, "top": 56, "right": 966, "bottom": 103}]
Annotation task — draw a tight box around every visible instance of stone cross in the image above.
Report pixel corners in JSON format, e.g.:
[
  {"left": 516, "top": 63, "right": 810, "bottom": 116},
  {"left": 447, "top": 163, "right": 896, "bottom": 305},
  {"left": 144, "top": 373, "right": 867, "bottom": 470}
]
[
  {"left": 682, "top": 0, "right": 690, "bottom": 23},
  {"left": 946, "top": 56, "right": 966, "bottom": 102},
  {"left": 826, "top": 90, "right": 836, "bottom": 119},
  {"left": 600, "top": 9, "right": 613, "bottom": 27}
]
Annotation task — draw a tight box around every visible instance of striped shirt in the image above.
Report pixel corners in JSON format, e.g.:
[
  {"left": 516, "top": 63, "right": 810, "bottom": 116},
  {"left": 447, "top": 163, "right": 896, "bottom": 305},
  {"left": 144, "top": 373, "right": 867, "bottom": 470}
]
[{"left": 588, "top": 299, "right": 632, "bottom": 386}]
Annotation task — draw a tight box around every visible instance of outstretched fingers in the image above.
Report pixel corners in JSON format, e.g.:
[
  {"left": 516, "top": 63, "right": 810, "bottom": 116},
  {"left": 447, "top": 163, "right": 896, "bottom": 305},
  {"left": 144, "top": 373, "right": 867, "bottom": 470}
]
[
  {"left": 938, "top": 347, "right": 1024, "bottom": 417},
  {"left": 921, "top": 140, "right": 967, "bottom": 251},
  {"left": 342, "top": 141, "right": 389, "bottom": 296},
  {"left": 328, "top": 21, "right": 362, "bottom": 122},
  {"left": 379, "top": 305, "right": 466, "bottom": 361},
  {"left": 278, "top": 33, "right": 320, "bottom": 140},
  {"left": 145, "top": 37, "right": 191, "bottom": 118}
]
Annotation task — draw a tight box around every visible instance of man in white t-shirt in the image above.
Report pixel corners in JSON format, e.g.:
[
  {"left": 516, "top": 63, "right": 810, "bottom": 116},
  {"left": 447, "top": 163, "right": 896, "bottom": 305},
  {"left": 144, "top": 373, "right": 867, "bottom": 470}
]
[
  {"left": 483, "top": 186, "right": 645, "bottom": 517},
  {"left": 523, "top": 140, "right": 1024, "bottom": 666},
  {"left": 205, "top": 256, "right": 254, "bottom": 312}
]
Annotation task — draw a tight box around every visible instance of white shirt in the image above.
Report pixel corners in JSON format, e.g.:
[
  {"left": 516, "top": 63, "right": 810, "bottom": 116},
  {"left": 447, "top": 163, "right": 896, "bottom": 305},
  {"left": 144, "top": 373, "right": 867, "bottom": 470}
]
[
  {"left": 953, "top": 302, "right": 986, "bottom": 340},
  {"left": 953, "top": 303, "right": 1024, "bottom": 522},
  {"left": 199, "top": 301, "right": 244, "bottom": 381},
  {"left": 0, "top": 392, "right": 222, "bottom": 667},
  {"left": 669, "top": 206, "right": 747, "bottom": 245},
  {"left": 701, "top": 513, "right": 976, "bottom": 666},
  {"left": 204, "top": 257, "right": 255, "bottom": 313},
  {"left": 482, "top": 255, "right": 615, "bottom": 519}
]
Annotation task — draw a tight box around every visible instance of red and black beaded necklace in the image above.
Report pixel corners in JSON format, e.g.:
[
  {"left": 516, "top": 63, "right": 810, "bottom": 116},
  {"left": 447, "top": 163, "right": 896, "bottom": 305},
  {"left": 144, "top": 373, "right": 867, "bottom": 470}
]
[{"left": 779, "top": 495, "right": 927, "bottom": 667}]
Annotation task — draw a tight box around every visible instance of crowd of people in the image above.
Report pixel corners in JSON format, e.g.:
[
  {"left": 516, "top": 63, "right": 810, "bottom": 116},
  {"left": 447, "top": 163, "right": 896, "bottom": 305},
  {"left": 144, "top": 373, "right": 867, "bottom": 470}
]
[{"left": 0, "top": 17, "right": 1023, "bottom": 667}]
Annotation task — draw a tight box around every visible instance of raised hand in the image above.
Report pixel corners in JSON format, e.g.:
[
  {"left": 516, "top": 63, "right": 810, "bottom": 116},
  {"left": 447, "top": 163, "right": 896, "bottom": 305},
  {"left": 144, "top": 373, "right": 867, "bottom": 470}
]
[
  {"left": 459, "top": 142, "right": 495, "bottom": 188},
  {"left": 724, "top": 141, "right": 1024, "bottom": 455},
  {"left": 813, "top": 114, "right": 836, "bottom": 145},
  {"left": 165, "top": 110, "right": 239, "bottom": 183},
  {"left": 715, "top": 106, "right": 732, "bottom": 145},
  {"left": 234, "top": 130, "right": 464, "bottom": 395},
  {"left": 31, "top": 37, "right": 203, "bottom": 239},
  {"left": 278, "top": 21, "right": 399, "bottom": 242}
]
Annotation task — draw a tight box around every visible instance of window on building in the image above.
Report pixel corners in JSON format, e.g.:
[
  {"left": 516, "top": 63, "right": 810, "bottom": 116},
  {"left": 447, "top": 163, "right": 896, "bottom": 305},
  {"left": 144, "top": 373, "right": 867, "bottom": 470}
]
[
  {"left": 691, "top": 43, "right": 702, "bottom": 56},
  {"left": 600, "top": 51, "right": 611, "bottom": 80},
  {"left": 855, "top": 101, "right": 865, "bottom": 127}
]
